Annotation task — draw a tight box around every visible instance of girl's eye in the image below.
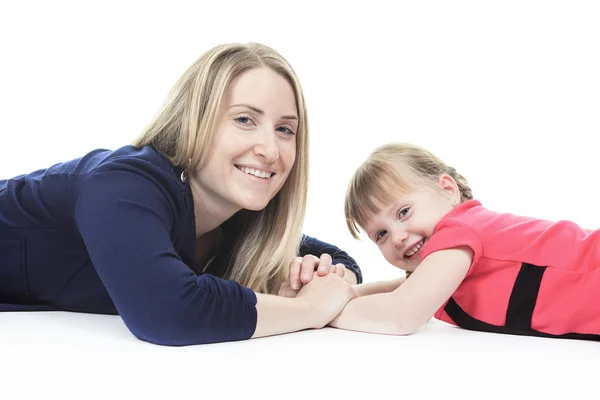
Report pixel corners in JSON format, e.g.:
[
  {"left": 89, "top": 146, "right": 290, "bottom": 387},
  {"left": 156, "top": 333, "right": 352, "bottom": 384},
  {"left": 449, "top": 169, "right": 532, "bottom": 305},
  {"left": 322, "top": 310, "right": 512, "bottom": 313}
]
[
  {"left": 398, "top": 207, "right": 410, "bottom": 218},
  {"left": 375, "top": 230, "right": 387, "bottom": 242}
]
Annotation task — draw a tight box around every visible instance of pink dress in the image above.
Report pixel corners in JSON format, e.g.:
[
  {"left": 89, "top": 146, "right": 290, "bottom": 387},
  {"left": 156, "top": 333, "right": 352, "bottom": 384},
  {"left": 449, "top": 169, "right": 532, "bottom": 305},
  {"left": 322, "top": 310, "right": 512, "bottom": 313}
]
[{"left": 419, "top": 199, "right": 600, "bottom": 340}]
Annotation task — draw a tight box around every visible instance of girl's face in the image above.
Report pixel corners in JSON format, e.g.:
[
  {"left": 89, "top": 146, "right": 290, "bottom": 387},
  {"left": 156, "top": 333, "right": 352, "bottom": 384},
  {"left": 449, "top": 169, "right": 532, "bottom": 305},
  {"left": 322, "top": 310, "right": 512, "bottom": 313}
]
[
  {"left": 363, "top": 174, "right": 460, "bottom": 272},
  {"left": 191, "top": 67, "right": 298, "bottom": 216}
]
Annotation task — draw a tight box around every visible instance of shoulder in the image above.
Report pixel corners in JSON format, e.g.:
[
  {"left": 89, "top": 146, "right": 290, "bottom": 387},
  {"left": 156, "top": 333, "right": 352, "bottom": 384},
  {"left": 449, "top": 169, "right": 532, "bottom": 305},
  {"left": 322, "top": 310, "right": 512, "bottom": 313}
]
[
  {"left": 438, "top": 199, "right": 538, "bottom": 241},
  {"left": 439, "top": 199, "right": 489, "bottom": 224},
  {"left": 33, "top": 144, "right": 183, "bottom": 186},
  {"left": 74, "top": 145, "right": 184, "bottom": 192},
  {"left": 434, "top": 199, "right": 508, "bottom": 236},
  {"left": 85, "top": 145, "right": 182, "bottom": 179},
  {"left": 422, "top": 199, "right": 526, "bottom": 276},
  {"left": 420, "top": 200, "right": 486, "bottom": 275},
  {"left": 73, "top": 145, "right": 190, "bottom": 218}
]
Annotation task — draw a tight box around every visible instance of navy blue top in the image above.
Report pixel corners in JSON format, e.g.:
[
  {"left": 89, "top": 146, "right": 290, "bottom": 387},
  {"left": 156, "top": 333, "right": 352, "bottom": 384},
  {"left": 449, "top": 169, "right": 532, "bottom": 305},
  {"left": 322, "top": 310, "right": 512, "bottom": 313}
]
[{"left": 0, "top": 145, "right": 362, "bottom": 346}]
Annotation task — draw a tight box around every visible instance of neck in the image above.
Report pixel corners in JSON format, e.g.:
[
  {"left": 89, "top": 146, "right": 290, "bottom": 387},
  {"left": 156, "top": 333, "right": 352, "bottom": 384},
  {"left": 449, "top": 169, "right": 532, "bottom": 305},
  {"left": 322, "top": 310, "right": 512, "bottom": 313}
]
[{"left": 189, "top": 179, "right": 241, "bottom": 237}]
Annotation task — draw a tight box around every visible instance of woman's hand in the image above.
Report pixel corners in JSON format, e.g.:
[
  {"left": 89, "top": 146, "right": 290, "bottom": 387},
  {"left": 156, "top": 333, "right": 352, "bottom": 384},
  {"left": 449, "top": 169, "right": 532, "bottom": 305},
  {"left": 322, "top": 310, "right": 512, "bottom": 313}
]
[
  {"left": 295, "top": 273, "right": 358, "bottom": 329},
  {"left": 278, "top": 254, "right": 345, "bottom": 297},
  {"left": 252, "top": 273, "right": 358, "bottom": 339}
]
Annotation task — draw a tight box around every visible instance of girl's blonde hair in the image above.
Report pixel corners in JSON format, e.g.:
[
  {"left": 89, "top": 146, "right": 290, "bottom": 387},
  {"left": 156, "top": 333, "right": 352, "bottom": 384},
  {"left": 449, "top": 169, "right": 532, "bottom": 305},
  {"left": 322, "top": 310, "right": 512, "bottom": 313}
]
[
  {"left": 132, "top": 42, "right": 309, "bottom": 294},
  {"left": 345, "top": 142, "right": 473, "bottom": 240}
]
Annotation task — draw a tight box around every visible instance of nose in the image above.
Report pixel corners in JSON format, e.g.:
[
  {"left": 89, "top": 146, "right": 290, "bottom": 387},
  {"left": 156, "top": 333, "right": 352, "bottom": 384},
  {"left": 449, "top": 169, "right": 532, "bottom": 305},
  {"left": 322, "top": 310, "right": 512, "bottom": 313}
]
[
  {"left": 253, "top": 127, "right": 279, "bottom": 163},
  {"left": 390, "top": 227, "right": 408, "bottom": 248}
]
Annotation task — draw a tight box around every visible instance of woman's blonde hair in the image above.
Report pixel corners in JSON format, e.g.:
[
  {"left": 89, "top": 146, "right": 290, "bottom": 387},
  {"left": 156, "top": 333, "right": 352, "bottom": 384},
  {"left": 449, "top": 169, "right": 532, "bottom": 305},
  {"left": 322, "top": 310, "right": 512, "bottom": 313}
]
[
  {"left": 133, "top": 42, "right": 309, "bottom": 294},
  {"left": 345, "top": 142, "right": 473, "bottom": 240}
]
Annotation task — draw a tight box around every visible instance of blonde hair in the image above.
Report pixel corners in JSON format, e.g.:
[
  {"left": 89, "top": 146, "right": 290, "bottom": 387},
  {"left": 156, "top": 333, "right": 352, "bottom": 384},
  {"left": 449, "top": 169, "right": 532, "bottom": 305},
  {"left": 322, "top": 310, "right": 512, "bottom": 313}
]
[
  {"left": 133, "top": 43, "right": 309, "bottom": 294},
  {"left": 345, "top": 142, "right": 473, "bottom": 240}
]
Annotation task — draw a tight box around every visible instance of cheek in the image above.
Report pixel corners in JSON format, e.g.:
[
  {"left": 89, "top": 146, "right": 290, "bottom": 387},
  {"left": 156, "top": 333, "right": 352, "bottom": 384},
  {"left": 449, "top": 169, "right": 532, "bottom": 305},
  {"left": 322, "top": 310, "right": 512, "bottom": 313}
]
[
  {"left": 280, "top": 140, "right": 297, "bottom": 169},
  {"left": 381, "top": 245, "right": 397, "bottom": 263},
  {"left": 414, "top": 212, "right": 441, "bottom": 234},
  {"left": 207, "top": 140, "right": 236, "bottom": 169},
  {"left": 197, "top": 156, "right": 218, "bottom": 177}
]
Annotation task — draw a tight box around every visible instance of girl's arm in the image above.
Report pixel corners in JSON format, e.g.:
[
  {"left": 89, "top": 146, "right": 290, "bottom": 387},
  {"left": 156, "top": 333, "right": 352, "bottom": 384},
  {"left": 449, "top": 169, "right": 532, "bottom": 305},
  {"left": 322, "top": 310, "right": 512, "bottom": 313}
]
[
  {"left": 352, "top": 276, "right": 406, "bottom": 297},
  {"left": 328, "top": 247, "right": 473, "bottom": 335}
]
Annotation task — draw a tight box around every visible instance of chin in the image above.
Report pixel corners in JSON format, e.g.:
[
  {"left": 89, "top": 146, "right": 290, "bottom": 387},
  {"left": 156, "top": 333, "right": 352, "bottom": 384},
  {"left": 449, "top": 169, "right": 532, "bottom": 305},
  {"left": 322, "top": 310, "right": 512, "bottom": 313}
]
[
  {"left": 243, "top": 204, "right": 269, "bottom": 212},
  {"left": 239, "top": 198, "right": 271, "bottom": 212},
  {"left": 235, "top": 187, "right": 281, "bottom": 212}
]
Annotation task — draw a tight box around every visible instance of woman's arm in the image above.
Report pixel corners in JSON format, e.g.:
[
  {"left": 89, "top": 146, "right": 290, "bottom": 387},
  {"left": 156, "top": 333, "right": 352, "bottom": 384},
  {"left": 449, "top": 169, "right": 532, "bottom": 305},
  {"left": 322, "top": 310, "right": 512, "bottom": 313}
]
[
  {"left": 253, "top": 274, "right": 357, "bottom": 338},
  {"left": 75, "top": 164, "right": 355, "bottom": 346},
  {"left": 75, "top": 166, "right": 258, "bottom": 345},
  {"left": 299, "top": 234, "right": 363, "bottom": 284},
  {"left": 329, "top": 247, "right": 473, "bottom": 335}
]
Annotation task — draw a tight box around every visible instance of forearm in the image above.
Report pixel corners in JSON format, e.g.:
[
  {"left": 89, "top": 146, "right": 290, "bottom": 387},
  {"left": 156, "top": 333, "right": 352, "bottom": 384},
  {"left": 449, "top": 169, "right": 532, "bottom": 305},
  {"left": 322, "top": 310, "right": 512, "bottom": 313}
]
[
  {"left": 328, "top": 292, "right": 414, "bottom": 335},
  {"left": 252, "top": 293, "right": 316, "bottom": 338},
  {"left": 352, "top": 277, "right": 405, "bottom": 297},
  {"left": 330, "top": 248, "right": 473, "bottom": 337}
]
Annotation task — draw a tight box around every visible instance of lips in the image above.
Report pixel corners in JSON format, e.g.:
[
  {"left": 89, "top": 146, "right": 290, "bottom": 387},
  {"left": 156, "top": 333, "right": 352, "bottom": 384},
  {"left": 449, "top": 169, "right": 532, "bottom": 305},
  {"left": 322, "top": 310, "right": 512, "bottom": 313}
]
[
  {"left": 235, "top": 165, "right": 275, "bottom": 179},
  {"left": 404, "top": 239, "right": 425, "bottom": 259}
]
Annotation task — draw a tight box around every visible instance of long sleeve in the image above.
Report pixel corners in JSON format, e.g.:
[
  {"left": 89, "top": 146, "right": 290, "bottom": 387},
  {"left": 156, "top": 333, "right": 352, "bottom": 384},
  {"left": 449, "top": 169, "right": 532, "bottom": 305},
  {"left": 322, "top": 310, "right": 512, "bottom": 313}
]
[
  {"left": 73, "top": 163, "right": 257, "bottom": 346},
  {"left": 299, "top": 234, "right": 363, "bottom": 284}
]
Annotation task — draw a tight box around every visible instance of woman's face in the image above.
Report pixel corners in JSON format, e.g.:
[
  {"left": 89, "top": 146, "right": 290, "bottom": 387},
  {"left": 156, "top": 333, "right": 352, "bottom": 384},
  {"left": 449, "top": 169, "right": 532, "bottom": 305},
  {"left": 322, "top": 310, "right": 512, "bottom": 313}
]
[{"left": 192, "top": 67, "right": 299, "bottom": 215}]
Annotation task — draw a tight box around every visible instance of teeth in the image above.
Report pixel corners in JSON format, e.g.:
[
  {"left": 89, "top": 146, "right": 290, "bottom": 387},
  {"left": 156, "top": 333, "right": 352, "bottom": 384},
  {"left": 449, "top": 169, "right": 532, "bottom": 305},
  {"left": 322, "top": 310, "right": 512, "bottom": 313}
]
[
  {"left": 239, "top": 166, "right": 273, "bottom": 179},
  {"left": 405, "top": 240, "right": 424, "bottom": 258}
]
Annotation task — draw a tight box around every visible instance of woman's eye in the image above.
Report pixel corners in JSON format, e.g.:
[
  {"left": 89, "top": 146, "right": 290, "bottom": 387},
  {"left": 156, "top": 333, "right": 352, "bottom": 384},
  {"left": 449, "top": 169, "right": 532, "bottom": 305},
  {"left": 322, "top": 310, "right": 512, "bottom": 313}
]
[
  {"left": 276, "top": 126, "right": 296, "bottom": 136},
  {"left": 235, "top": 116, "right": 252, "bottom": 125}
]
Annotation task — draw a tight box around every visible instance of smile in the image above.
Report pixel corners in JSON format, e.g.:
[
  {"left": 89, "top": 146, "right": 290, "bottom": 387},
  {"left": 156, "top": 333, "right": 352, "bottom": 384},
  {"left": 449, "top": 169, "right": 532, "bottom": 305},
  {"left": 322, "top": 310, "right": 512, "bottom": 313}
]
[
  {"left": 404, "top": 239, "right": 425, "bottom": 258},
  {"left": 235, "top": 165, "right": 275, "bottom": 180}
]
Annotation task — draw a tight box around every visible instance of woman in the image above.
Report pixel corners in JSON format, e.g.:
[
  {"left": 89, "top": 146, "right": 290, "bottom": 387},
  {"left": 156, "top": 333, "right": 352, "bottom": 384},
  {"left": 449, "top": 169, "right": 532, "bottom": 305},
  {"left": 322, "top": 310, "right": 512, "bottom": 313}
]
[{"left": 0, "top": 42, "right": 362, "bottom": 346}]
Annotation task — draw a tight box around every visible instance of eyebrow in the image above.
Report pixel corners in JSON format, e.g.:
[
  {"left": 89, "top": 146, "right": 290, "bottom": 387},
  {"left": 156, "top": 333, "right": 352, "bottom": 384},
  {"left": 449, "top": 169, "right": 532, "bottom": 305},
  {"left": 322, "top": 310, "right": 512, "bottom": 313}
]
[{"left": 229, "top": 104, "right": 299, "bottom": 120}]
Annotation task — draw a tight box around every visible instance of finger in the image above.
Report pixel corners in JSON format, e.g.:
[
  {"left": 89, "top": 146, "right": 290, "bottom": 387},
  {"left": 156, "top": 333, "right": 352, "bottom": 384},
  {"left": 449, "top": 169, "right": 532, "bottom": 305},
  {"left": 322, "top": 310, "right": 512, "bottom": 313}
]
[
  {"left": 300, "top": 255, "right": 318, "bottom": 284},
  {"left": 334, "top": 263, "right": 346, "bottom": 277},
  {"left": 278, "top": 281, "right": 290, "bottom": 296},
  {"left": 328, "top": 264, "right": 337, "bottom": 274},
  {"left": 316, "top": 253, "right": 333, "bottom": 276},
  {"left": 289, "top": 257, "right": 303, "bottom": 290},
  {"left": 279, "top": 284, "right": 300, "bottom": 298}
]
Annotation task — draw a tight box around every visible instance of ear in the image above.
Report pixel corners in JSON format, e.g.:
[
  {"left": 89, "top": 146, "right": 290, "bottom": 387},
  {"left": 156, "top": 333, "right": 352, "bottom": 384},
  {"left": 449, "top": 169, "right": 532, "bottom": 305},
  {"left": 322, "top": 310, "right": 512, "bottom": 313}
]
[{"left": 438, "top": 174, "right": 460, "bottom": 200}]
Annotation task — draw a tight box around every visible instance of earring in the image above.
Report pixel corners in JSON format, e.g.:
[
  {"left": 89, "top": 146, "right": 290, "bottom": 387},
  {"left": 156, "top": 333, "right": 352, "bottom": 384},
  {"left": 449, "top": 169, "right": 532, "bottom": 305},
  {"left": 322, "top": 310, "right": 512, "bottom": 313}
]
[{"left": 180, "top": 158, "right": 192, "bottom": 183}]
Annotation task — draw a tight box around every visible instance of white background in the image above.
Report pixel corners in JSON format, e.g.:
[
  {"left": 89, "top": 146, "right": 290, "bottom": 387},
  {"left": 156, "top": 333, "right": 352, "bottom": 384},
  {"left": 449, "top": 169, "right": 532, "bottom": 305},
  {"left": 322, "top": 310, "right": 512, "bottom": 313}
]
[
  {"left": 1, "top": 0, "right": 599, "bottom": 283},
  {"left": 2, "top": 1, "right": 600, "bottom": 398}
]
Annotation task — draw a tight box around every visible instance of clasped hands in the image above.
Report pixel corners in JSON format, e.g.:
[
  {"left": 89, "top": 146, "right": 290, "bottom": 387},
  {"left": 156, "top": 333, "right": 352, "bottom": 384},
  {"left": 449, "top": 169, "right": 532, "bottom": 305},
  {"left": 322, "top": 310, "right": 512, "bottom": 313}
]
[
  {"left": 276, "top": 253, "right": 359, "bottom": 328},
  {"left": 278, "top": 253, "right": 351, "bottom": 297}
]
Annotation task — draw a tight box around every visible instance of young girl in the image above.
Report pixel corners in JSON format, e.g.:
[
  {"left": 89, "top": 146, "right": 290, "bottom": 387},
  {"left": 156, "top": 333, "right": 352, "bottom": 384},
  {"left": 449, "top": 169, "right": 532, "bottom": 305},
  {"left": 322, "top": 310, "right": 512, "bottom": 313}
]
[{"left": 332, "top": 142, "right": 600, "bottom": 341}]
